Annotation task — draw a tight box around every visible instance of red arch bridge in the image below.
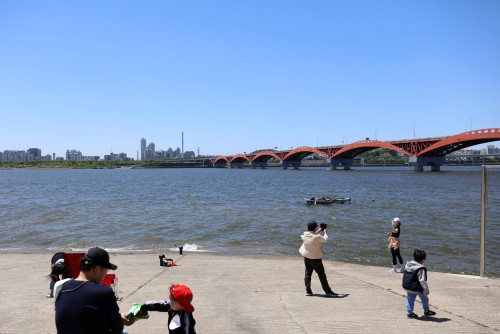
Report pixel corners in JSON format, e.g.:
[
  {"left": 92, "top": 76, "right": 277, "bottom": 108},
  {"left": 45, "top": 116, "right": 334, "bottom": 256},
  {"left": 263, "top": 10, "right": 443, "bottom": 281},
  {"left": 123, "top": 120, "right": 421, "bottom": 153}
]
[{"left": 207, "top": 128, "right": 500, "bottom": 172}]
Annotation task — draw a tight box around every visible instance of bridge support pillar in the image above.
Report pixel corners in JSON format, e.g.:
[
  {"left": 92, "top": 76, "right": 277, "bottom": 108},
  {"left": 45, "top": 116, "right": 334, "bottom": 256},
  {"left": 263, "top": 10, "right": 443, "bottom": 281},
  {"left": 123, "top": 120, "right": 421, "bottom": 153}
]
[
  {"left": 213, "top": 163, "right": 227, "bottom": 168},
  {"left": 229, "top": 163, "right": 243, "bottom": 168},
  {"left": 281, "top": 160, "right": 301, "bottom": 169},
  {"left": 409, "top": 157, "right": 445, "bottom": 172},
  {"left": 413, "top": 165, "right": 424, "bottom": 172},
  {"left": 327, "top": 158, "right": 353, "bottom": 170},
  {"left": 250, "top": 161, "right": 267, "bottom": 169}
]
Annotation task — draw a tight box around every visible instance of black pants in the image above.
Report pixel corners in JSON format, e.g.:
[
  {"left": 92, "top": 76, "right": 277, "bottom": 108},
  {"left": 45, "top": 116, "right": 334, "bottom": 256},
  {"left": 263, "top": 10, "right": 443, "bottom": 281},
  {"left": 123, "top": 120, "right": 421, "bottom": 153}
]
[
  {"left": 304, "top": 257, "right": 332, "bottom": 293},
  {"left": 391, "top": 248, "right": 403, "bottom": 265}
]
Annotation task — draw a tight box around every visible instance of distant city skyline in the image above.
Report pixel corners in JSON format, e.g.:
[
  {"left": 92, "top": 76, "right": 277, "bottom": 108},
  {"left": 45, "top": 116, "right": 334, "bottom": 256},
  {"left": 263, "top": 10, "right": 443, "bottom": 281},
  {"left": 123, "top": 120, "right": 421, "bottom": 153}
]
[
  {"left": 1, "top": 140, "right": 499, "bottom": 162},
  {"left": 1, "top": 1, "right": 499, "bottom": 157}
]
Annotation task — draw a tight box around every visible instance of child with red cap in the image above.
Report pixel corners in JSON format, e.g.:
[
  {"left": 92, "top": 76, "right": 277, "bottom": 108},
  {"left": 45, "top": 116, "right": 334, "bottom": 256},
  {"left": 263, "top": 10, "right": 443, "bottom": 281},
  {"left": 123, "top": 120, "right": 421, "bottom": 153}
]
[{"left": 141, "top": 284, "right": 196, "bottom": 333}]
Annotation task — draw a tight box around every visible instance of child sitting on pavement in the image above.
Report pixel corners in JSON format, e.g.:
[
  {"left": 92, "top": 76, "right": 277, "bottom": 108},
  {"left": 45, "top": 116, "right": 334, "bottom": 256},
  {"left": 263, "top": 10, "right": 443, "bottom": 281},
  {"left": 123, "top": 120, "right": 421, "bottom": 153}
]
[
  {"left": 402, "top": 249, "right": 437, "bottom": 318},
  {"left": 140, "top": 284, "right": 196, "bottom": 334}
]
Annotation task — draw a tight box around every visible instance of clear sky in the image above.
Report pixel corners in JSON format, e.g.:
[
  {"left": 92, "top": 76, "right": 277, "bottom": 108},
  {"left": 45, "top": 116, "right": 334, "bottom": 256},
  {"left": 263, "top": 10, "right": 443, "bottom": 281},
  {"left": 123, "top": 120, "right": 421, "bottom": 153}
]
[{"left": 1, "top": 1, "right": 499, "bottom": 158}]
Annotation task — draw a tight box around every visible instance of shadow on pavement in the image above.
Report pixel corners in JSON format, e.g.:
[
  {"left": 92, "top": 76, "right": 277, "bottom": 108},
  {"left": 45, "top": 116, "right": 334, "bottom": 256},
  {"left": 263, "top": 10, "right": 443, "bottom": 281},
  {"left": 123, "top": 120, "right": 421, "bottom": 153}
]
[
  {"left": 416, "top": 316, "right": 451, "bottom": 323},
  {"left": 310, "top": 294, "right": 349, "bottom": 298}
]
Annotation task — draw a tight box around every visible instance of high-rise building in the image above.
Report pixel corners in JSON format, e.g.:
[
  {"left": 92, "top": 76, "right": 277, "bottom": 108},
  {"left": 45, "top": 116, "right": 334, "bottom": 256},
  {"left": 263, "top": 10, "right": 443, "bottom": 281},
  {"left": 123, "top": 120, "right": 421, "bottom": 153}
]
[
  {"left": 66, "top": 150, "right": 82, "bottom": 160},
  {"left": 141, "top": 138, "right": 146, "bottom": 160},
  {"left": 173, "top": 147, "right": 181, "bottom": 158},
  {"left": 27, "top": 148, "right": 41, "bottom": 160},
  {"left": 0, "top": 150, "right": 27, "bottom": 161},
  {"left": 104, "top": 153, "right": 119, "bottom": 161},
  {"left": 145, "top": 142, "right": 155, "bottom": 160},
  {"left": 487, "top": 145, "right": 499, "bottom": 154}
]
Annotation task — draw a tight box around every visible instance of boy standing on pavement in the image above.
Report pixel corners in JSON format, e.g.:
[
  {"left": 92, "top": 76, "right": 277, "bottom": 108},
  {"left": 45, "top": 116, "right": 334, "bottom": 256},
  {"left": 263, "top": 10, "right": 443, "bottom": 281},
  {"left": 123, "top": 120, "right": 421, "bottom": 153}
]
[{"left": 403, "top": 249, "right": 437, "bottom": 318}]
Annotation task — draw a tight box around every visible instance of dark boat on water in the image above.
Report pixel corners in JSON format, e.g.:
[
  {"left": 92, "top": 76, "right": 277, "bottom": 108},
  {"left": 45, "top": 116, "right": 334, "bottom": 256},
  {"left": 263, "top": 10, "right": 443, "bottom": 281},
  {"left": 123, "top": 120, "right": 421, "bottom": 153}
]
[{"left": 305, "top": 196, "right": 351, "bottom": 204}]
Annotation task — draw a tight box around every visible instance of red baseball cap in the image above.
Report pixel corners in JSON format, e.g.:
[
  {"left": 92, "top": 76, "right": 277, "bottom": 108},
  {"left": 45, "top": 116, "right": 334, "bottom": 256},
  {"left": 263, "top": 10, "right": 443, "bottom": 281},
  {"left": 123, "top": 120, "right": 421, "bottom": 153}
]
[{"left": 171, "top": 284, "right": 194, "bottom": 313}]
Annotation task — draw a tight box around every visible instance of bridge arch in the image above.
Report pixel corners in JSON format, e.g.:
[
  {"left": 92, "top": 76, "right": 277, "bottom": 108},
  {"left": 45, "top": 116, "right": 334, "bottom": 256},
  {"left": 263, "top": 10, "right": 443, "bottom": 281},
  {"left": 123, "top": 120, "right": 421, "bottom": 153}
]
[
  {"left": 331, "top": 140, "right": 410, "bottom": 159},
  {"left": 212, "top": 156, "right": 229, "bottom": 164},
  {"left": 282, "top": 146, "right": 328, "bottom": 161},
  {"left": 251, "top": 150, "right": 282, "bottom": 162},
  {"left": 229, "top": 154, "right": 250, "bottom": 164},
  {"left": 418, "top": 128, "right": 500, "bottom": 156},
  {"left": 212, "top": 156, "right": 229, "bottom": 167}
]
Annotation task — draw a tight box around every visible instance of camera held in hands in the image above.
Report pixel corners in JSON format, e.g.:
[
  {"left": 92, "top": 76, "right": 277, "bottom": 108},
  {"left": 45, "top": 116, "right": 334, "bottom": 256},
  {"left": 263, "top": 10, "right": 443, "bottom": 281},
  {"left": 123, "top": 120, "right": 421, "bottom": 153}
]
[{"left": 320, "top": 223, "right": 327, "bottom": 230}]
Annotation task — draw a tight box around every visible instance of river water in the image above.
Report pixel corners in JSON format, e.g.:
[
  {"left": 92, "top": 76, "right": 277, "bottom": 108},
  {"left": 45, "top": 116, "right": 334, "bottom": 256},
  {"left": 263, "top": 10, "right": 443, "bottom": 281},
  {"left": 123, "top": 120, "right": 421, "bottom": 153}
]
[{"left": 1, "top": 167, "right": 499, "bottom": 277}]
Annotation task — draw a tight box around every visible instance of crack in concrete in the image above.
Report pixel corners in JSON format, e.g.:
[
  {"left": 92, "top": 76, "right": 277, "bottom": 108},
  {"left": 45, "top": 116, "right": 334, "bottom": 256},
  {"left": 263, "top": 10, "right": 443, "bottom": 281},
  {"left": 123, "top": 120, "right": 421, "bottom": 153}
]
[
  {"left": 121, "top": 255, "right": 185, "bottom": 301},
  {"left": 278, "top": 291, "right": 307, "bottom": 333}
]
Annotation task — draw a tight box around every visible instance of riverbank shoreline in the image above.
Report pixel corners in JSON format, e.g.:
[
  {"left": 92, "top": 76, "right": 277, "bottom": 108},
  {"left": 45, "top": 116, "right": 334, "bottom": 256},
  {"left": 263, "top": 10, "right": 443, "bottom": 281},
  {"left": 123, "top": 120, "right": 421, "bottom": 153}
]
[
  {"left": 1, "top": 248, "right": 494, "bottom": 278},
  {"left": 2, "top": 164, "right": 499, "bottom": 171},
  {"left": 1, "top": 252, "right": 498, "bottom": 333}
]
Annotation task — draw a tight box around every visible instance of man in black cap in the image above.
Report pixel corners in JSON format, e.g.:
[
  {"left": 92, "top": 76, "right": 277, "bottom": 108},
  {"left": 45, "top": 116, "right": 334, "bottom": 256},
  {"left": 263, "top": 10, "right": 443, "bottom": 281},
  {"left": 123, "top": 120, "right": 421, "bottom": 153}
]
[
  {"left": 299, "top": 220, "right": 336, "bottom": 296},
  {"left": 55, "top": 247, "right": 135, "bottom": 334}
]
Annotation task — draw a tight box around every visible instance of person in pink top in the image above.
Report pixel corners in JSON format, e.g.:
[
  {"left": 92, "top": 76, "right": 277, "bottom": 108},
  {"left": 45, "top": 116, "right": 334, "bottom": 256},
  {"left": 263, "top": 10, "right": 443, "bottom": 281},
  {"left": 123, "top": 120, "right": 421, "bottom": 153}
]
[{"left": 299, "top": 220, "right": 336, "bottom": 296}]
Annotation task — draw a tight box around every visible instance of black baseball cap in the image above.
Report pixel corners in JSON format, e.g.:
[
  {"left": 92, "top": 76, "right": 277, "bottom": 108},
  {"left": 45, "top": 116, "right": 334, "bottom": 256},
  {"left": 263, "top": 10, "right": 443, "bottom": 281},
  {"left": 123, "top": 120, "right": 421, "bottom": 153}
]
[{"left": 82, "top": 247, "right": 117, "bottom": 270}]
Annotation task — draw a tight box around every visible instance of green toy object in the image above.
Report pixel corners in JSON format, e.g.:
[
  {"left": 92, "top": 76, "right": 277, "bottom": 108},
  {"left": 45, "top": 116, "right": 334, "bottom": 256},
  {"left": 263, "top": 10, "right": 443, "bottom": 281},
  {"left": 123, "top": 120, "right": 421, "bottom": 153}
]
[{"left": 126, "top": 303, "right": 149, "bottom": 320}]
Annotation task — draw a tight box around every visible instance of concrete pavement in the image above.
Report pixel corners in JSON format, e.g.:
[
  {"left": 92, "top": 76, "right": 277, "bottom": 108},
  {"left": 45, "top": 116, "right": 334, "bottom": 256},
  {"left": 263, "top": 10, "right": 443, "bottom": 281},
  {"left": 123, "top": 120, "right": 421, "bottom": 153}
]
[{"left": 1, "top": 252, "right": 498, "bottom": 333}]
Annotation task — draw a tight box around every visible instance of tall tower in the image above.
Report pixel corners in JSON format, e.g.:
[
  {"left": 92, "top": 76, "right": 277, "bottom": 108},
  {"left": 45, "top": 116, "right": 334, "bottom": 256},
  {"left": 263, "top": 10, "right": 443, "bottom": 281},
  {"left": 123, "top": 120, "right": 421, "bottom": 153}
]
[
  {"left": 140, "top": 138, "right": 146, "bottom": 160},
  {"left": 181, "top": 131, "right": 184, "bottom": 158}
]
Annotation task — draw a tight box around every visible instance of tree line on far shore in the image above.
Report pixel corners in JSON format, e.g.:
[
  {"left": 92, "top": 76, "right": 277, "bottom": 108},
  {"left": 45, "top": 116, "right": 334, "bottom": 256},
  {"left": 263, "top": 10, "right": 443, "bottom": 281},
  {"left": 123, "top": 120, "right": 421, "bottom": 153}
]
[{"left": 0, "top": 159, "right": 210, "bottom": 169}]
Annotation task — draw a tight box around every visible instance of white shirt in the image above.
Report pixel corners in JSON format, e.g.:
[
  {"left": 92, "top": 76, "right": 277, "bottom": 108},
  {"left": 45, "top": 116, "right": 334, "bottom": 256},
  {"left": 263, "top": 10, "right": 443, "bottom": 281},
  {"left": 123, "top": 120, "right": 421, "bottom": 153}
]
[{"left": 299, "top": 231, "right": 328, "bottom": 259}]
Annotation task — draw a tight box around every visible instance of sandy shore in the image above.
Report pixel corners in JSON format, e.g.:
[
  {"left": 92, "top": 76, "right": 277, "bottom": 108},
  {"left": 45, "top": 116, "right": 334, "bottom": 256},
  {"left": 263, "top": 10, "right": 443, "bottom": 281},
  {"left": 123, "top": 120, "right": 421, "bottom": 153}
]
[{"left": 1, "top": 252, "right": 498, "bottom": 333}]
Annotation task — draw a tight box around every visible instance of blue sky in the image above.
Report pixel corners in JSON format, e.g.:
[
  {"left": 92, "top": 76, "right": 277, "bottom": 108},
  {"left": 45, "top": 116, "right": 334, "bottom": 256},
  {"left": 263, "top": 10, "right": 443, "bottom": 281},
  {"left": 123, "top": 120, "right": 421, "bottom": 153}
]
[{"left": 1, "top": 1, "right": 499, "bottom": 158}]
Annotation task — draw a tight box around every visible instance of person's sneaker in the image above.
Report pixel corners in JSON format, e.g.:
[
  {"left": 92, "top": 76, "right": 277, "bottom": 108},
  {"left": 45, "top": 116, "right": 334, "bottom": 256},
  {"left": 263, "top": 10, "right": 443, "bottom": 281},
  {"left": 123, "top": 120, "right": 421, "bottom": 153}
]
[
  {"left": 325, "top": 291, "right": 337, "bottom": 296},
  {"left": 46, "top": 294, "right": 54, "bottom": 298},
  {"left": 407, "top": 312, "right": 418, "bottom": 318},
  {"left": 306, "top": 290, "right": 313, "bottom": 296},
  {"left": 424, "top": 310, "right": 436, "bottom": 316},
  {"left": 388, "top": 268, "right": 397, "bottom": 273},
  {"left": 399, "top": 267, "right": 406, "bottom": 273}
]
